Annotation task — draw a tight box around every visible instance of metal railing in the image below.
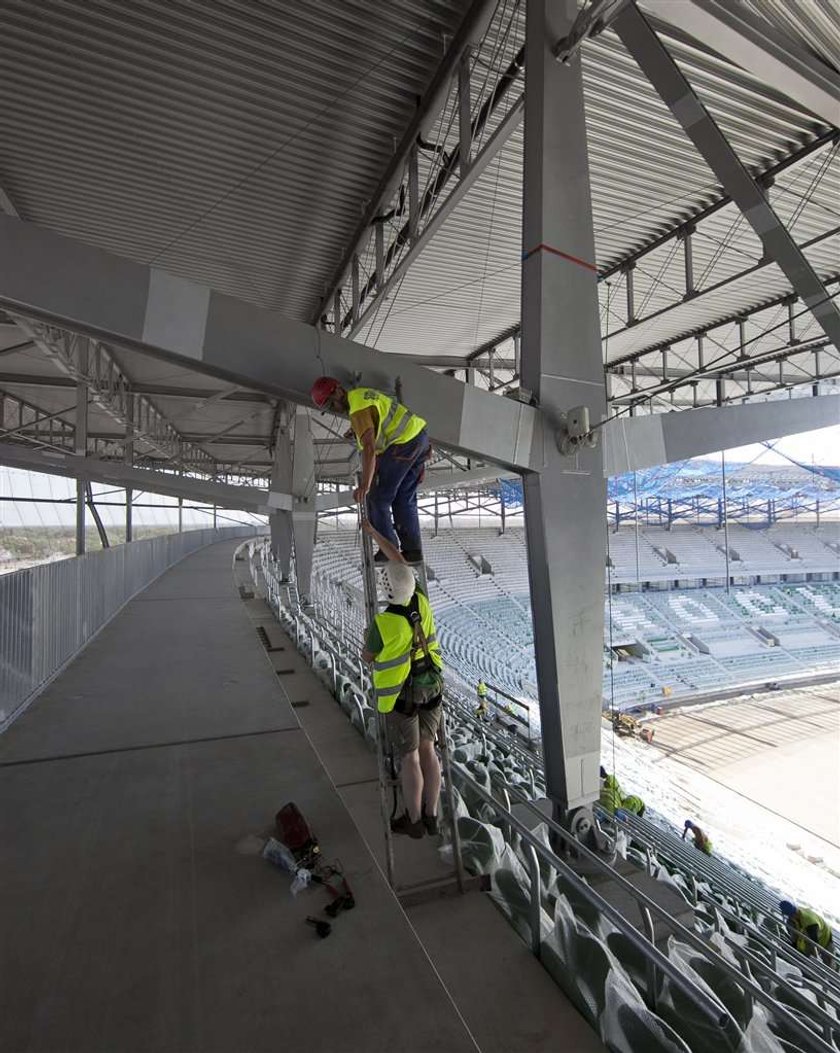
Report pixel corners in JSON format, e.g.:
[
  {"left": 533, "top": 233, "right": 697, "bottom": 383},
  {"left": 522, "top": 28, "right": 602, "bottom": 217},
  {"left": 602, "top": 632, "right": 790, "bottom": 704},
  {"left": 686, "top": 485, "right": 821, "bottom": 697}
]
[
  {"left": 0, "top": 526, "right": 259, "bottom": 731},
  {"left": 614, "top": 810, "right": 840, "bottom": 981},
  {"left": 251, "top": 539, "right": 840, "bottom": 1051}
]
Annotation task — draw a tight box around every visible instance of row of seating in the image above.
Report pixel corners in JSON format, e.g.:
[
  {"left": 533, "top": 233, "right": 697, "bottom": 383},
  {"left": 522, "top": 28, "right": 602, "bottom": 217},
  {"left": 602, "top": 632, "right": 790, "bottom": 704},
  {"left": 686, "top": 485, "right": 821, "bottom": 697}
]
[
  {"left": 309, "top": 532, "right": 840, "bottom": 713},
  {"left": 253, "top": 540, "right": 839, "bottom": 1053}
]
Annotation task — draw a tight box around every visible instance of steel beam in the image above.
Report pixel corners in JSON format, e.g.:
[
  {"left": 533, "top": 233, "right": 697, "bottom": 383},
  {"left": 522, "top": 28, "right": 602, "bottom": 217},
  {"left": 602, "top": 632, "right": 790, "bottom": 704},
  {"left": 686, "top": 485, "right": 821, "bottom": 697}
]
[
  {"left": 0, "top": 440, "right": 285, "bottom": 513},
  {"left": 419, "top": 465, "right": 518, "bottom": 492},
  {"left": 0, "top": 214, "right": 541, "bottom": 472},
  {"left": 644, "top": 0, "right": 840, "bottom": 128},
  {"left": 291, "top": 405, "right": 317, "bottom": 601},
  {"left": 614, "top": 3, "right": 840, "bottom": 353},
  {"left": 0, "top": 176, "right": 224, "bottom": 478},
  {"left": 313, "top": 0, "right": 498, "bottom": 326},
  {"left": 520, "top": 0, "right": 606, "bottom": 812},
  {"left": 0, "top": 372, "right": 272, "bottom": 402},
  {"left": 269, "top": 407, "right": 293, "bottom": 579},
  {"left": 125, "top": 392, "right": 134, "bottom": 542},
  {"left": 348, "top": 95, "right": 524, "bottom": 340},
  {"left": 604, "top": 392, "right": 840, "bottom": 474},
  {"left": 75, "top": 341, "right": 88, "bottom": 555}
]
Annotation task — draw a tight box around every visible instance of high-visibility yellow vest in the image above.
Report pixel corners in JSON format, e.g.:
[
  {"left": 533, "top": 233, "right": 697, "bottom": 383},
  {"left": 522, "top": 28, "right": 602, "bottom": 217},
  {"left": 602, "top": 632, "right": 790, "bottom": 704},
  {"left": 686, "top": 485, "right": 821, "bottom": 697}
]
[
  {"left": 371, "top": 591, "right": 442, "bottom": 713},
  {"left": 477, "top": 681, "right": 488, "bottom": 698},
  {"left": 599, "top": 774, "right": 624, "bottom": 815},
  {"left": 347, "top": 388, "right": 426, "bottom": 454},
  {"left": 795, "top": 908, "right": 832, "bottom": 950},
  {"left": 621, "top": 794, "right": 645, "bottom": 816}
]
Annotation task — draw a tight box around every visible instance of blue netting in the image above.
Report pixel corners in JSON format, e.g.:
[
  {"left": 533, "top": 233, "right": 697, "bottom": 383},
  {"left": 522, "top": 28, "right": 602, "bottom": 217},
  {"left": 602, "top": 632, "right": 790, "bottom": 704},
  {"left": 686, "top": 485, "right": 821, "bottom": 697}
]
[{"left": 500, "top": 459, "right": 840, "bottom": 509}]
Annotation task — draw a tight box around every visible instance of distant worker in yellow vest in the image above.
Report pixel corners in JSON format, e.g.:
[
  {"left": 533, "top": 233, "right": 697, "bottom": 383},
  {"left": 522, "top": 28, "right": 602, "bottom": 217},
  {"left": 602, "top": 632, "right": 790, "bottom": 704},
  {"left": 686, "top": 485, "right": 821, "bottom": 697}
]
[
  {"left": 311, "top": 378, "right": 429, "bottom": 565},
  {"left": 682, "top": 819, "right": 712, "bottom": 855},
  {"left": 598, "top": 767, "right": 646, "bottom": 818},
  {"left": 476, "top": 680, "right": 489, "bottom": 720},
  {"left": 780, "top": 900, "right": 835, "bottom": 964},
  {"left": 360, "top": 520, "right": 444, "bottom": 839}
]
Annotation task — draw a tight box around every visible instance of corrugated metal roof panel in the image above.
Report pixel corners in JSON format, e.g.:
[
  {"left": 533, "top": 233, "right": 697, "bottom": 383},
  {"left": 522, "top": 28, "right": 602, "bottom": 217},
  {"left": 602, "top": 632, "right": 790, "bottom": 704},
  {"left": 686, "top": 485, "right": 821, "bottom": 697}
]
[
  {"left": 0, "top": 0, "right": 469, "bottom": 320},
  {"left": 741, "top": 0, "right": 840, "bottom": 72}
]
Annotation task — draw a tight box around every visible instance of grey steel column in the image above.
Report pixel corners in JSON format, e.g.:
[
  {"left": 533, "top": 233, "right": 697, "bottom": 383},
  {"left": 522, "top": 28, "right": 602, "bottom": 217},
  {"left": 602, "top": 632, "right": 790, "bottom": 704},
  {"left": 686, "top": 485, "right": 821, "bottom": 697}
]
[
  {"left": 291, "top": 405, "right": 317, "bottom": 602},
  {"left": 124, "top": 393, "right": 133, "bottom": 543},
  {"left": 270, "top": 409, "right": 294, "bottom": 581},
  {"left": 74, "top": 340, "right": 89, "bottom": 555},
  {"left": 520, "top": 0, "right": 606, "bottom": 812}
]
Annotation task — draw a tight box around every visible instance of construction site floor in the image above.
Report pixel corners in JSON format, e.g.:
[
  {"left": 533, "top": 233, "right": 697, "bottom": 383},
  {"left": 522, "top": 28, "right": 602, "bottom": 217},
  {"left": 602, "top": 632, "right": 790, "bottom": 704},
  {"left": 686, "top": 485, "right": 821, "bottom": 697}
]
[{"left": 0, "top": 538, "right": 603, "bottom": 1053}]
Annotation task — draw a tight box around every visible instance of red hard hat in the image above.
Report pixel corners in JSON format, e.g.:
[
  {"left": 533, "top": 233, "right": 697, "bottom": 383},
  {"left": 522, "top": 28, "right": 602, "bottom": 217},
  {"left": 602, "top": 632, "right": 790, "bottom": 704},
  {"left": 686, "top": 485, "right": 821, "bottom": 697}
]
[{"left": 311, "top": 376, "right": 339, "bottom": 408}]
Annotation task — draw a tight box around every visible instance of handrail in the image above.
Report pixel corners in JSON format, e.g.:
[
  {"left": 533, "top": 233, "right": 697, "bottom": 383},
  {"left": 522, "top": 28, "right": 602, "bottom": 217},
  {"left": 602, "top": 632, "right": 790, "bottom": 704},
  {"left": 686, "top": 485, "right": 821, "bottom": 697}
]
[
  {"left": 252, "top": 539, "right": 838, "bottom": 1051},
  {"left": 450, "top": 760, "right": 733, "bottom": 1033},
  {"left": 508, "top": 794, "right": 839, "bottom": 1050},
  {"left": 704, "top": 893, "right": 840, "bottom": 1014},
  {"left": 617, "top": 811, "right": 840, "bottom": 975},
  {"left": 278, "top": 546, "right": 840, "bottom": 978}
]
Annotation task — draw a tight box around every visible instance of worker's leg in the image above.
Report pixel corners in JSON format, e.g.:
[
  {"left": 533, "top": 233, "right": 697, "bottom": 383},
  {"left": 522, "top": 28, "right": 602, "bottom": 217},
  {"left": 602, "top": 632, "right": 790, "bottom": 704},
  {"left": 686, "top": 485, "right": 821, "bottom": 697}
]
[
  {"left": 418, "top": 740, "right": 441, "bottom": 818},
  {"left": 367, "top": 434, "right": 426, "bottom": 552},
  {"left": 365, "top": 458, "right": 401, "bottom": 552},
  {"left": 399, "top": 749, "right": 423, "bottom": 822},
  {"left": 391, "top": 432, "right": 430, "bottom": 556},
  {"left": 418, "top": 700, "right": 443, "bottom": 817},
  {"left": 388, "top": 710, "right": 424, "bottom": 827}
]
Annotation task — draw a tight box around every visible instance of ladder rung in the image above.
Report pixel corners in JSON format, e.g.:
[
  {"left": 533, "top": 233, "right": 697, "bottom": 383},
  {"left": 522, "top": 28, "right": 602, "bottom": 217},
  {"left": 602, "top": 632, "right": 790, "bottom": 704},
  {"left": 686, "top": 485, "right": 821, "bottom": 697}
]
[{"left": 395, "top": 873, "right": 485, "bottom": 907}]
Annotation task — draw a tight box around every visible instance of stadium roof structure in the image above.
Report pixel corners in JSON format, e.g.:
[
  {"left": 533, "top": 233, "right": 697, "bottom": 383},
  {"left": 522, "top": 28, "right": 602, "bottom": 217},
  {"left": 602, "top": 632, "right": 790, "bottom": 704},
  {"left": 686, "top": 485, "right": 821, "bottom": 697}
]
[{"left": 0, "top": 0, "right": 836, "bottom": 499}]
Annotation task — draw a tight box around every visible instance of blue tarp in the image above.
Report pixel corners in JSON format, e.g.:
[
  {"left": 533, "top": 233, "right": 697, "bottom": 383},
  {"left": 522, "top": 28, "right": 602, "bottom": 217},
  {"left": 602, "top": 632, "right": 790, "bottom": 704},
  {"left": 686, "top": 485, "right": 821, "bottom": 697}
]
[{"left": 500, "top": 459, "right": 840, "bottom": 509}]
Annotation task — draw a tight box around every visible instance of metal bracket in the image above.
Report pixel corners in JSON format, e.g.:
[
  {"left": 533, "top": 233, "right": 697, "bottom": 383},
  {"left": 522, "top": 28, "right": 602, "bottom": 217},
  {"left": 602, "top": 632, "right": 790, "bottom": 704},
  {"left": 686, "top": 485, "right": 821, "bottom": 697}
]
[
  {"left": 555, "top": 405, "right": 599, "bottom": 457},
  {"left": 553, "top": 0, "right": 632, "bottom": 64}
]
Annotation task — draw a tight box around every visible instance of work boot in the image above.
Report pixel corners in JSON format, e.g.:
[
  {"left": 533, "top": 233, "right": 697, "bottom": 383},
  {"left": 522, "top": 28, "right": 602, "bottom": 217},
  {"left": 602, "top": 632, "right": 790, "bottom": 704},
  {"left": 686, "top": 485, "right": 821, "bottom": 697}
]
[
  {"left": 402, "top": 549, "right": 424, "bottom": 566},
  {"left": 421, "top": 806, "right": 439, "bottom": 836},
  {"left": 390, "top": 811, "right": 424, "bottom": 839}
]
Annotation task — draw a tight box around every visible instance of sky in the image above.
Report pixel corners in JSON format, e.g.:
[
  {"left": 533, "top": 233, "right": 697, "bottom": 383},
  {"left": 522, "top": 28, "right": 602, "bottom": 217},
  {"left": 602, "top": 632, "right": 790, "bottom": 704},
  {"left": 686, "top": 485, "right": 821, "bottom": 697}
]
[
  {"left": 0, "top": 423, "right": 837, "bottom": 528},
  {"left": 723, "top": 422, "right": 840, "bottom": 468}
]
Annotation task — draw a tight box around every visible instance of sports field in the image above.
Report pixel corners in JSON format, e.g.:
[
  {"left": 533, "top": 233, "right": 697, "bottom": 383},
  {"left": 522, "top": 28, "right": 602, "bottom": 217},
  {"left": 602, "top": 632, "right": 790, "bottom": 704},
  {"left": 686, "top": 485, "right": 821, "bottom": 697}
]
[{"left": 647, "top": 684, "right": 840, "bottom": 848}]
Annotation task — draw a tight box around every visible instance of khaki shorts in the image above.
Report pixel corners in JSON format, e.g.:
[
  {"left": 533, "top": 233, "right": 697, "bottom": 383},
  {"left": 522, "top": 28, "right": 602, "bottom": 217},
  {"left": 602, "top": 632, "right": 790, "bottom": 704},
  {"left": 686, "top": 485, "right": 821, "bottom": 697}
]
[{"left": 387, "top": 700, "right": 442, "bottom": 755}]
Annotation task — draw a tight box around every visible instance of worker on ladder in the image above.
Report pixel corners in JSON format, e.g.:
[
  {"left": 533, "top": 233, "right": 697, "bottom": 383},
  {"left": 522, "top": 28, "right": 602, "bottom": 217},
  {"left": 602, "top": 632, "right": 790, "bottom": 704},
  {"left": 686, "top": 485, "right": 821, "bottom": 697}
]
[
  {"left": 475, "top": 679, "right": 489, "bottom": 720},
  {"left": 311, "top": 378, "right": 429, "bottom": 565},
  {"left": 360, "top": 519, "right": 444, "bottom": 839}
]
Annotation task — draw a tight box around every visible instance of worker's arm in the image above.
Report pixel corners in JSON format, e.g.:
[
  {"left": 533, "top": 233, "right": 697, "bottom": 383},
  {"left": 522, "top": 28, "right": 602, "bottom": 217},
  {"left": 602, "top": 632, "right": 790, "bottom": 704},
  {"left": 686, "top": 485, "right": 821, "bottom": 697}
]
[
  {"left": 361, "top": 620, "right": 381, "bottom": 665},
  {"left": 352, "top": 426, "right": 377, "bottom": 504},
  {"left": 361, "top": 520, "right": 406, "bottom": 564}
]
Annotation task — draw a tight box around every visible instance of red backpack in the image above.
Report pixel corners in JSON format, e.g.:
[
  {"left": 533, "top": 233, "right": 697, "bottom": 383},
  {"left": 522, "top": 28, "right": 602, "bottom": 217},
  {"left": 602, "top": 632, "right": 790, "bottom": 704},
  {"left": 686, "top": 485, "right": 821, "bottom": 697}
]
[{"left": 275, "top": 802, "right": 319, "bottom": 864}]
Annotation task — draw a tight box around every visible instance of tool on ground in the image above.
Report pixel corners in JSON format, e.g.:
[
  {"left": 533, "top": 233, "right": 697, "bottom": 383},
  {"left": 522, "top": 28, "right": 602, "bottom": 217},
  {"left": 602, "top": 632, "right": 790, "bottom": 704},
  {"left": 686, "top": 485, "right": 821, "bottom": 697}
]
[{"left": 305, "top": 917, "right": 332, "bottom": 938}]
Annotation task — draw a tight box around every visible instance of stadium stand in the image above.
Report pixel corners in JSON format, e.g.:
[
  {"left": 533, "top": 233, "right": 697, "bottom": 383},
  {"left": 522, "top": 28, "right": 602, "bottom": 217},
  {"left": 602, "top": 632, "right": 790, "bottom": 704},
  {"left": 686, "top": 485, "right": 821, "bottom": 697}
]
[
  {"left": 252, "top": 539, "right": 840, "bottom": 1053},
  {"left": 314, "top": 525, "right": 840, "bottom": 712}
]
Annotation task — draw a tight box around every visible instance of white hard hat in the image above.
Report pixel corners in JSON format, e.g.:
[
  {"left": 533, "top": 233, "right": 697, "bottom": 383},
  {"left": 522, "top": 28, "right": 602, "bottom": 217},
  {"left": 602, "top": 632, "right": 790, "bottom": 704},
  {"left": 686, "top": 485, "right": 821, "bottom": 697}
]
[{"left": 380, "top": 562, "right": 416, "bottom": 606}]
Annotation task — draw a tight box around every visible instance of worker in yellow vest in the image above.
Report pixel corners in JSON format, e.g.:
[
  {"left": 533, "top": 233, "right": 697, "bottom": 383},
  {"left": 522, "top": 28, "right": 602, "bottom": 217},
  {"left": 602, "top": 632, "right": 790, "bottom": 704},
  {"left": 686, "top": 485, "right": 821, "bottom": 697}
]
[
  {"left": 311, "top": 378, "right": 429, "bottom": 564},
  {"left": 361, "top": 520, "right": 444, "bottom": 839},
  {"left": 682, "top": 819, "right": 712, "bottom": 855},
  {"left": 780, "top": 901, "right": 835, "bottom": 964},
  {"left": 475, "top": 680, "right": 489, "bottom": 720}
]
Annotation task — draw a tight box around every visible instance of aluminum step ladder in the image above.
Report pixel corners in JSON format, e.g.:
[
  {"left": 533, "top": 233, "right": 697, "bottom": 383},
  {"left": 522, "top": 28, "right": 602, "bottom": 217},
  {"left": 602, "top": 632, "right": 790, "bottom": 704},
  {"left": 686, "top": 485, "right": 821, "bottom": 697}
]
[{"left": 357, "top": 497, "right": 470, "bottom": 903}]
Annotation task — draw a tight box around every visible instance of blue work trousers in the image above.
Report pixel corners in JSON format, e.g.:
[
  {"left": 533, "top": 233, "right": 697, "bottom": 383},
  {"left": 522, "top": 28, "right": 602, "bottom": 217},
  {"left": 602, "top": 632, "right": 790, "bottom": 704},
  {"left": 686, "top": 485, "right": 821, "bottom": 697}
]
[{"left": 366, "top": 430, "right": 430, "bottom": 554}]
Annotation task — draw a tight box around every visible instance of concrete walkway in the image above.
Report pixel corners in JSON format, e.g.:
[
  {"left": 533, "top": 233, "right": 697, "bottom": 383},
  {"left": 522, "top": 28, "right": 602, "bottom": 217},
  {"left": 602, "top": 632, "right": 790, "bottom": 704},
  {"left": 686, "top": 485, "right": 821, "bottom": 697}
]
[{"left": 0, "top": 541, "right": 478, "bottom": 1053}]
